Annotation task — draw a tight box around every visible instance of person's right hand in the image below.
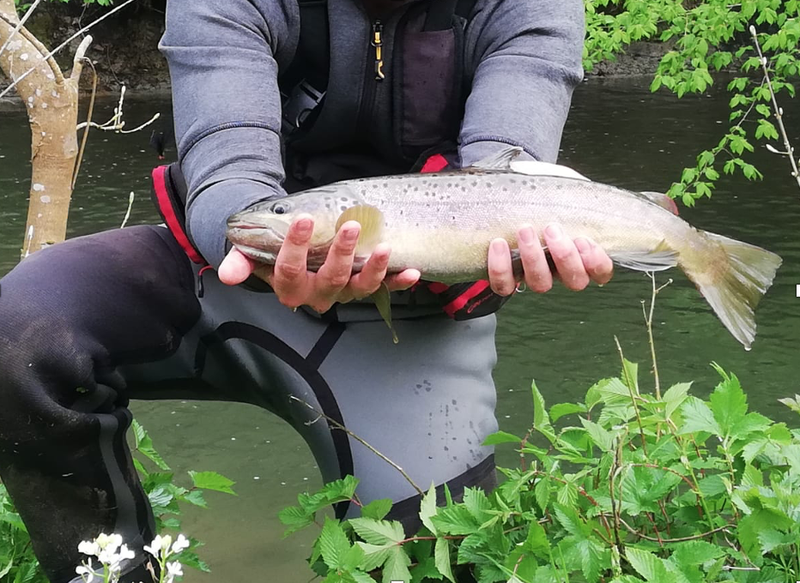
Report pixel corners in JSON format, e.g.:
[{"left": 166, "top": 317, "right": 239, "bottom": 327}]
[{"left": 218, "top": 214, "right": 421, "bottom": 313}]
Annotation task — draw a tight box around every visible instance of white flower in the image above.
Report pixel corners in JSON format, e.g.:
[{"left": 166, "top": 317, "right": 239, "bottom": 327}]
[
  {"left": 143, "top": 534, "right": 172, "bottom": 559},
  {"left": 95, "top": 533, "right": 123, "bottom": 553},
  {"left": 164, "top": 561, "right": 183, "bottom": 583},
  {"left": 118, "top": 544, "right": 135, "bottom": 562},
  {"left": 77, "top": 540, "right": 99, "bottom": 557},
  {"left": 170, "top": 534, "right": 190, "bottom": 555},
  {"left": 75, "top": 559, "right": 96, "bottom": 583}
]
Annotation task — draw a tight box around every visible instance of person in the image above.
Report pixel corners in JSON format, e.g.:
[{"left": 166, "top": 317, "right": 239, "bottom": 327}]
[{"left": 0, "top": 0, "right": 613, "bottom": 581}]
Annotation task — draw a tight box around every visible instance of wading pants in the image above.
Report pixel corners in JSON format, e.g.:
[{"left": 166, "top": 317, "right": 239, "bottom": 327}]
[{"left": 0, "top": 225, "right": 499, "bottom": 583}]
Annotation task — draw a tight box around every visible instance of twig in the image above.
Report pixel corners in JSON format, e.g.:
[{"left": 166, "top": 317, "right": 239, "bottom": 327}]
[
  {"left": 641, "top": 274, "right": 672, "bottom": 400},
  {"left": 618, "top": 517, "right": 730, "bottom": 543},
  {"left": 0, "top": 0, "right": 42, "bottom": 57},
  {"left": 0, "top": 9, "right": 62, "bottom": 84},
  {"left": 0, "top": 0, "right": 139, "bottom": 101},
  {"left": 120, "top": 192, "right": 134, "bottom": 228},
  {"left": 71, "top": 53, "right": 97, "bottom": 191},
  {"left": 750, "top": 25, "right": 800, "bottom": 190},
  {"left": 290, "top": 396, "right": 423, "bottom": 496},
  {"left": 614, "top": 336, "right": 648, "bottom": 456}
]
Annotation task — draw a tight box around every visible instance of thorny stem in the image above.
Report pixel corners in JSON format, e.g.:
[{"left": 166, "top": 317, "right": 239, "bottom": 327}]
[
  {"left": 0, "top": 0, "right": 139, "bottom": 101},
  {"left": 614, "top": 336, "right": 648, "bottom": 456},
  {"left": 290, "top": 396, "right": 424, "bottom": 496},
  {"left": 750, "top": 25, "right": 800, "bottom": 190}
]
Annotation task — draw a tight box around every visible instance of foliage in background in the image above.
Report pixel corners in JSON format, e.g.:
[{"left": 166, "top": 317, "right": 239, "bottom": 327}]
[
  {"left": 583, "top": 0, "right": 800, "bottom": 205},
  {"left": 281, "top": 365, "right": 800, "bottom": 583},
  {"left": 0, "top": 421, "right": 235, "bottom": 582}
]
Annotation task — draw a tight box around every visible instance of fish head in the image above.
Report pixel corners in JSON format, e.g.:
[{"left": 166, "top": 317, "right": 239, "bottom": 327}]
[{"left": 226, "top": 186, "right": 366, "bottom": 264}]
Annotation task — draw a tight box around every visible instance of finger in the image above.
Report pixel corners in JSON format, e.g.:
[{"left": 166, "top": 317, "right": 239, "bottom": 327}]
[
  {"left": 273, "top": 215, "right": 314, "bottom": 305},
  {"left": 218, "top": 248, "right": 257, "bottom": 286},
  {"left": 347, "top": 243, "right": 391, "bottom": 299},
  {"left": 487, "top": 238, "right": 516, "bottom": 297},
  {"left": 517, "top": 225, "right": 552, "bottom": 293},
  {"left": 385, "top": 269, "right": 421, "bottom": 292},
  {"left": 574, "top": 237, "right": 614, "bottom": 286},
  {"left": 544, "top": 224, "right": 590, "bottom": 291},
  {"left": 314, "top": 221, "right": 360, "bottom": 298}
]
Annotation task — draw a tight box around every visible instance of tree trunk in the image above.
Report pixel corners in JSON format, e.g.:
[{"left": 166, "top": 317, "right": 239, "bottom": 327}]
[{"left": 0, "top": 0, "right": 89, "bottom": 258}]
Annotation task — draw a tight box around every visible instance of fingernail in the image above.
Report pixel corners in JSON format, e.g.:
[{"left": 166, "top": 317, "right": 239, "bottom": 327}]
[
  {"left": 343, "top": 227, "right": 359, "bottom": 243},
  {"left": 491, "top": 239, "right": 507, "bottom": 253},
  {"left": 296, "top": 218, "right": 313, "bottom": 234},
  {"left": 575, "top": 237, "right": 592, "bottom": 253},
  {"left": 518, "top": 226, "right": 534, "bottom": 245},
  {"left": 545, "top": 224, "right": 562, "bottom": 240}
]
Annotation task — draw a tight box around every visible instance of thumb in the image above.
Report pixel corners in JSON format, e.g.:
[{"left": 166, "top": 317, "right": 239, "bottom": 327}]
[{"left": 218, "top": 247, "right": 256, "bottom": 286}]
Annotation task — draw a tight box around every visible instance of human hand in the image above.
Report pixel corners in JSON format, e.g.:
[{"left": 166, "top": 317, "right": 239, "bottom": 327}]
[
  {"left": 487, "top": 224, "right": 614, "bottom": 296},
  {"left": 218, "top": 214, "right": 421, "bottom": 313}
]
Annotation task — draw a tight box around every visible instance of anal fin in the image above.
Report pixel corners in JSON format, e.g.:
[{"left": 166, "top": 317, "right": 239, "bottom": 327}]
[{"left": 371, "top": 283, "right": 399, "bottom": 344}]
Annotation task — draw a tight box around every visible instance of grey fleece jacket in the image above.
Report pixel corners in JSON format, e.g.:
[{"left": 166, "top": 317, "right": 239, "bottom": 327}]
[{"left": 159, "top": 0, "right": 585, "bottom": 268}]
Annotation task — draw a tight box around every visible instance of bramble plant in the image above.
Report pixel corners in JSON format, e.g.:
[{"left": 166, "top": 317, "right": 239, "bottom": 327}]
[
  {"left": 584, "top": 0, "right": 800, "bottom": 204},
  {"left": 0, "top": 420, "right": 235, "bottom": 582},
  {"left": 280, "top": 362, "right": 800, "bottom": 583}
]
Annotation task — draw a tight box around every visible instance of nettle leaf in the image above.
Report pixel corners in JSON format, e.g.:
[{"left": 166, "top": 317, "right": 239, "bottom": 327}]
[
  {"left": 361, "top": 498, "right": 393, "bottom": 521},
  {"left": 188, "top": 471, "right": 236, "bottom": 495},
  {"left": 678, "top": 396, "right": 721, "bottom": 436},
  {"left": 349, "top": 517, "right": 405, "bottom": 545},
  {"left": 320, "top": 518, "right": 353, "bottom": 570}
]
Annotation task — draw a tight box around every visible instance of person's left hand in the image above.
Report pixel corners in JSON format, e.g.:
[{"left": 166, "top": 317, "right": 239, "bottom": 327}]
[{"left": 487, "top": 224, "right": 613, "bottom": 296}]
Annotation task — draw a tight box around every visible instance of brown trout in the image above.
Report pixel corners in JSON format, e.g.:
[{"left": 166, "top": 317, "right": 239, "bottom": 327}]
[{"left": 227, "top": 147, "right": 782, "bottom": 349}]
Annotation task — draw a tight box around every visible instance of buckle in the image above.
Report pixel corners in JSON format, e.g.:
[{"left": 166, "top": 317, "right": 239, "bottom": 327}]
[{"left": 281, "top": 80, "right": 326, "bottom": 135}]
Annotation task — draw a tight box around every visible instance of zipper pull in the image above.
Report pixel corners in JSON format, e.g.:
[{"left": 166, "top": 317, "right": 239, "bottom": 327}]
[{"left": 372, "top": 20, "right": 385, "bottom": 81}]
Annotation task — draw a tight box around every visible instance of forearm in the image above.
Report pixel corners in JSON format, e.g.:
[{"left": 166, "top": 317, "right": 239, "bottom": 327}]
[
  {"left": 159, "top": 0, "right": 299, "bottom": 266},
  {"left": 460, "top": 0, "right": 585, "bottom": 166}
]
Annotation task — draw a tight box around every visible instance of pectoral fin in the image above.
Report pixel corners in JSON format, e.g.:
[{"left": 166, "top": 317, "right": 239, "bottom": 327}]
[
  {"left": 371, "top": 283, "right": 399, "bottom": 344},
  {"left": 470, "top": 147, "right": 524, "bottom": 170},
  {"left": 336, "top": 205, "right": 385, "bottom": 255}
]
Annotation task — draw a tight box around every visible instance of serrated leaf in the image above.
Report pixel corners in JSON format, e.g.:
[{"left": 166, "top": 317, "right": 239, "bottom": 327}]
[
  {"left": 464, "top": 488, "right": 492, "bottom": 523},
  {"left": 531, "top": 380, "right": 555, "bottom": 442},
  {"left": 351, "top": 571, "right": 378, "bottom": 583},
  {"left": 431, "top": 505, "right": 479, "bottom": 535},
  {"left": 356, "top": 542, "right": 394, "bottom": 572},
  {"left": 524, "top": 521, "right": 551, "bottom": 559},
  {"left": 483, "top": 431, "right": 523, "bottom": 446},
  {"left": 420, "top": 485, "right": 438, "bottom": 535},
  {"left": 534, "top": 478, "right": 550, "bottom": 513},
  {"left": 626, "top": 548, "right": 679, "bottom": 583},
  {"left": 132, "top": 420, "right": 170, "bottom": 471},
  {"left": 382, "top": 546, "right": 412, "bottom": 583},
  {"left": 663, "top": 382, "right": 692, "bottom": 420},
  {"left": 435, "top": 538, "right": 454, "bottom": 583},
  {"left": 621, "top": 466, "right": 683, "bottom": 515},
  {"left": 678, "top": 397, "right": 721, "bottom": 436},
  {"left": 553, "top": 503, "right": 588, "bottom": 538},
  {"left": 410, "top": 556, "right": 443, "bottom": 583},
  {"left": 708, "top": 367, "right": 747, "bottom": 437},
  {"left": 189, "top": 471, "right": 236, "bottom": 495},
  {"left": 320, "top": 518, "right": 352, "bottom": 570},
  {"left": 181, "top": 489, "right": 207, "bottom": 508},
  {"left": 279, "top": 505, "right": 314, "bottom": 536},
  {"left": 620, "top": 359, "right": 639, "bottom": 395},
  {"left": 362, "top": 498, "right": 393, "bottom": 521},
  {"left": 580, "top": 418, "right": 614, "bottom": 452},
  {"left": 669, "top": 540, "right": 724, "bottom": 565},
  {"left": 550, "top": 403, "right": 587, "bottom": 422},
  {"left": 350, "top": 518, "right": 405, "bottom": 545}
]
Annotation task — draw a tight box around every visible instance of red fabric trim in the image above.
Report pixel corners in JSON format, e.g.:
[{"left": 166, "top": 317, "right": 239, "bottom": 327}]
[
  {"left": 152, "top": 166, "right": 205, "bottom": 265},
  {"left": 443, "top": 280, "right": 490, "bottom": 317},
  {"left": 426, "top": 282, "right": 450, "bottom": 294},
  {"left": 420, "top": 154, "right": 449, "bottom": 174}
]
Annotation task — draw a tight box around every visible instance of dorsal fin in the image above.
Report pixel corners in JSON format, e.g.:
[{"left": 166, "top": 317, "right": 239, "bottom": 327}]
[
  {"left": 470, "top": 146, "right": 524, "bottom": 170},
  {"left": 639, "top": 191, "right": 680, "bottom": 215}
]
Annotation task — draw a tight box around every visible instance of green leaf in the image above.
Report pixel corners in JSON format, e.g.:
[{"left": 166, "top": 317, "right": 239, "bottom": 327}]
[
  {"left": 483, "top": 431, "right": 523, "bottom": 446},
  {"left": 189, "top": 471, "right": 237, "bottom": 495},
  {"left": 678, "top": 396, "right": 721, "bottom": 436},
  {"left": 626, "top": 548, "right": 679, "bottom": 583},
  {"left": 663, "top": 382, "right": 692, "bottom": 420},
  {"left": 435, "top": 538, "right": 454, "bottom": 583},
  {"left": 550, "top": 403, "right": 587, "bottom": 422},
  {"left": 382, "top": 546, "right": 412, "bottom": 583},
  {"left": 464, "top": 488, "right": 493, "bottom": 524},
  {"left": 758, "top": 529, "right": 796, "bottom": 553},
  {"left": 356, "top": 543, "right": 394, "bottom": 572},
  {"left": 362, "top": 499, "right": 393, "bottom": 521},
  {"left": 580, "top": 418, "right": 614, "bottom": 452},
  {"left": 132, "top": 420, "right": 170, "bottom": 471},
  {"left": 431, "top": 505, "right": 478, "bottom": 535},
  {"left": 419, "top": 484, "right": 438, "bottom": 535},
  {"left": 708, "top": 367, "right": 747, "bottom": 437},
  {"left": 181, "top": 489, "right": 208, "bottom": 508},
  {"left": 349, "top": 518, "right": 405, "bottom": 545},
  {"left": 669, "top": 540, "right": 724, "bottom": 565},
  {"left": 524, "top": 521, "right": 551, "bottom": 559},
  {"left": 320, "top": 518, "right": 353, "bottom": 570},
  {"left": 534, "top": 478, "right": 550, "bottom": 514},
  {"left": 279, "top": 505, "right": 314, "bottom": 536},
  {"left": 553, "top": 503, "right": 589, "bottom": 538},
  {"left": 531, "top": 380, "right": 555, "bottom": 442}
]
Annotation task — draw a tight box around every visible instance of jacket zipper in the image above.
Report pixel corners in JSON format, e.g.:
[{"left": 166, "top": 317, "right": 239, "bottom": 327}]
[{"left": 358, "top": 20, "right": 385, "bottom": 135}]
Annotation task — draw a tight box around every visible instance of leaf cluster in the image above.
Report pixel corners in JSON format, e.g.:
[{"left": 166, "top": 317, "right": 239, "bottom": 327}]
[{"left": 283, "top": 365, "right": 800, "bottom": 583}]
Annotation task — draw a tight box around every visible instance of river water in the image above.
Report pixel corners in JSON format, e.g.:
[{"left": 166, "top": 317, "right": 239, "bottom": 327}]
[{"left": 0, "top": 78, "right": 798, "bottom": 581}]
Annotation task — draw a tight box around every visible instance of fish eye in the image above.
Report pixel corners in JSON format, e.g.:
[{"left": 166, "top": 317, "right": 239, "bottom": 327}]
[{"left": 271, "top": 201, "right": 291, "bottom": 215}]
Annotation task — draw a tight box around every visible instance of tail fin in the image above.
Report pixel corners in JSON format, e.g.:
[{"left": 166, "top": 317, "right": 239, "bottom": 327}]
[{"left": 687, "top": 232, "right": 782, "bottom": 350}]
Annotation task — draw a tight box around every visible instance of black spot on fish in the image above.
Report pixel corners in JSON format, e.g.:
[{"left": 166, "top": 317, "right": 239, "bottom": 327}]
[
  {"left": 452, "top": 399, "right": 457, "bottom": 405},
  {"left": 444, "top": 446, "right": 449, "bottom": 452},
  {"left": 340, "top": 205, "right": 347, "bottom": 211},
  {"left": 340, "top": 197, "right": 348, "bottom": 201}
]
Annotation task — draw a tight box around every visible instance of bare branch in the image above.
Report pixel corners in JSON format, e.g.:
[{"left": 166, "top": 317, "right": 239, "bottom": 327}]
[
  {"left": 0, "top": 0, "right": 138, "bottom": 101},
  {"left": 0, "top": 0, "right": 42, "bottom": 57},
  {"left": 69, "top": 35, "right": 93, "bottom": 83},
  {"left": 0, "top": 10, "right": 62, "bottom": 84}
]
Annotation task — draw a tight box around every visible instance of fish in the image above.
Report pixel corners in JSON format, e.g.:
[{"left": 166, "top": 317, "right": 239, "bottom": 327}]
[{"left": 226, "top": 147, "right": 782, "bottom": 350}]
